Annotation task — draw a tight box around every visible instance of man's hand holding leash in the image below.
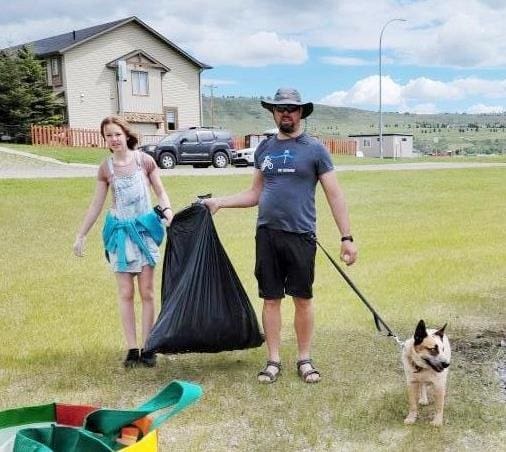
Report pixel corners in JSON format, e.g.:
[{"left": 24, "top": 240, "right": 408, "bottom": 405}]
[{"left": 340, "top": 236, "right": 357, "bottom": 266}]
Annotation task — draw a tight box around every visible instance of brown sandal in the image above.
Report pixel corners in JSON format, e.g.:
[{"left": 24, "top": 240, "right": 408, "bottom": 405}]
[
  {"left": 257, "top": 360, "right": 282, "bottom": 384},
  {"left": 297, "top": 359, "right": 321, "bottom": 383}
]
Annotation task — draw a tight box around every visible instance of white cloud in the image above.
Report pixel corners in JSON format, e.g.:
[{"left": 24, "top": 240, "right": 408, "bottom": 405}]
[
  {"left": 3, "top": 0, "right": 506, "bottom": 69},
  {"left": 409, "top": 11, "right": 501, "bottom": 67},
  {"left": 466, "top": 104, "right": 505, "bottom": 114},
  {"left": 452, "top": 78, "right": 506, "bottom": 98},
  {"left": 320, "top": 56, "right": 370, "bottom": 66},
  {"left": 320, "top": 75, "right": 506, "bottom": 112},
  {"left": 141, "top": 1, "right": 506, "bottom": 68},
  {"left": 320, "top": 75, "right": 402, "bottom": 107},
  {"left": 407, "top": 103, "right": 439, "bottom": 114},
  {"left": 191, "top": 31, "right": 307, "bottom": 67},
  {"left": 298, "top": 0, "right": 506, "bottom": 69},
  {"left": 403, "top": 78, "right": 462, "bottom": 102}
]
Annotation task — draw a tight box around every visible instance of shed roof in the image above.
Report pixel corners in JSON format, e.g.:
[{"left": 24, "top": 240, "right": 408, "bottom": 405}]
[{"left": 348, "top": 133, "right": 413, "bottom": 137}]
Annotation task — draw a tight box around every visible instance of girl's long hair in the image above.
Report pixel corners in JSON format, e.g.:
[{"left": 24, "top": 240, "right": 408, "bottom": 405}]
[{"left": 100, "top": 116, "right": 138, "bottom": 151}]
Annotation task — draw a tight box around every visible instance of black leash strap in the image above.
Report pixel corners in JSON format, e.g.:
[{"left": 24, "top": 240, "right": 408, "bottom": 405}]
[{"left": 316, "top": 240, "right": 403, "bottom": 345}]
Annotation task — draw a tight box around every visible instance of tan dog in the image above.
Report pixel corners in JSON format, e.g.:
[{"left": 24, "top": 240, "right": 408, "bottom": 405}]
[{"left": 402, "top": 319, "right": 451, "bottom": 426}]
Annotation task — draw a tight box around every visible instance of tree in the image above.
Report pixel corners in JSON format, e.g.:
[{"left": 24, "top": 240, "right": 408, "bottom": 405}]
[{"left": 0, "top": 46, "right": 61, "bottom": 140}]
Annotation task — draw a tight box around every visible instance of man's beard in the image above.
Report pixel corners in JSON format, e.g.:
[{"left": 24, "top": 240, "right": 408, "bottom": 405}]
[{"left": 279, "top": 123, "right": 296, "bottom": 134}]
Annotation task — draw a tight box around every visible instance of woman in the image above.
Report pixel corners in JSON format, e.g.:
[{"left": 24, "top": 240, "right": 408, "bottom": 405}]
[{"left": 73, "top": 116, "right": 173, "bottom": 368}]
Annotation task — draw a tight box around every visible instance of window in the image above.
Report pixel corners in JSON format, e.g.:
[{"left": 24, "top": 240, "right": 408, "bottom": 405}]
[
  {"left": 198, "top": 131, "right": 214, "bottom": 142},
  {"left": 51, "top": 58, "right": 59, "bottom": 76},
  {"left": 132, "top": 71, "right": 149, "bottom": 95},
  {"left": 166, "top": 110, "right": 177, "bottom": 130},
  {"left": 363, "top": 138, "right": 371, "bottom": 147},
  {"left": 50, "top": 57, "right": 62, "bottom": 87},
  {"left": 182, "top": 132, "right": 198, "bottom": 143}
]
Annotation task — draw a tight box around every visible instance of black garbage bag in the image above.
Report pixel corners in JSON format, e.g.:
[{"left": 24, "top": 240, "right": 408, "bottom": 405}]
[{"left": 145, "top": 203, "right": 264, "bottom": 354}]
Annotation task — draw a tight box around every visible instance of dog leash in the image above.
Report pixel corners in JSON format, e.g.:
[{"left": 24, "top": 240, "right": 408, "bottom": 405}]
[{"left": 316, "top": 239, "right": 404, "bottom": 348}]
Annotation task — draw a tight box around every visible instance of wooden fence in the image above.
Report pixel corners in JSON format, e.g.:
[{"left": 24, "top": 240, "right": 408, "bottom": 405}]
[
  {"left": 320, "top": 137, "right": 356, "bottom": 155},
  {"left": 233, "top": 136, "right": 246, "bottom": 149},
  {"left": 31, "top": 125, "right": 356, "bottom": 155},
  {"left": 31, "top": 125, "right": 106, "bottom": 148}
]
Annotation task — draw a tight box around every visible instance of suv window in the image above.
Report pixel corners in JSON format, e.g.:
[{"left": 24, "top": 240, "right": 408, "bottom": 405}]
[
  {"left": 182, "top": 132, "right": 198, "bottom": 143},
  {"left": 159, "top": 132, "right": 182, "bottom": 145},
  {"left": 198, "top": 131, "right": 215, "bottom": 142},
  {"left": 214, "top": 131, "right": 232, "bottom": 140}
]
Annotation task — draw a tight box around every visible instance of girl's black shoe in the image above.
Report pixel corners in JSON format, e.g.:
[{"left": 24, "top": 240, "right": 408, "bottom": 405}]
[
  {"left": 140, "top": 349, "right": 157, "bottom": 367},
  {"left": 124, "top": 348, "right": 140, "bottom": 368}
]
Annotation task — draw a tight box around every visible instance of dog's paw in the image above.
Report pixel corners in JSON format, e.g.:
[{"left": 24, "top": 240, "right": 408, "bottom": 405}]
[
  {"left": 430, "top": 415, "right": 443, "bottom": 427},
  {"left": 404, "top": 413, "right": 417, "bottom": 425}
]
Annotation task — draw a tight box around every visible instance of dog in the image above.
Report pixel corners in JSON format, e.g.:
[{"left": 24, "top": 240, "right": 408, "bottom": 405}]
[{"left": 402, "top": 319, "right": 451, "bottom": 426}]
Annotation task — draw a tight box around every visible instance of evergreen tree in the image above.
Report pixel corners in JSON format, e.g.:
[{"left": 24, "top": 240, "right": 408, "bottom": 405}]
[
  {"left": 0, "top": 46, "right": 61, "bottom": 140},
  {"left": 0, "top": 50, "right": 27, "bottom": 128}
]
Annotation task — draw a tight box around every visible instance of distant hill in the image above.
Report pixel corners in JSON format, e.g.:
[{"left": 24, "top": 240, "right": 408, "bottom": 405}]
[{"left": 202, "top": 96, "right": 506, "bottom": 154}]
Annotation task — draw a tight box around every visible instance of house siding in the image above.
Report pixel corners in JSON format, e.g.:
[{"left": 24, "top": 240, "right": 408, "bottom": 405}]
[
  {"left": 63, "top": 21, "right": 202, "bottom": 130},
  {"left": 123, "top": 66, "right": 164, "bottom": 114}
]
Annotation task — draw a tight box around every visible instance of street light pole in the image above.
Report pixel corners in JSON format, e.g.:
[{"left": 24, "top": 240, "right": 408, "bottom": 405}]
[
  {"left": 379, "top": 18, "right": 406, "bottom": 159},
  {"left": 204, "top": 84, "right": 218, "bottom": 127}
]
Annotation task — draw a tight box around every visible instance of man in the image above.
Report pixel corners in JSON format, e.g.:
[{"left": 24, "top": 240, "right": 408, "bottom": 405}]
[{"left": 203, "top": 88, "right": 357, "bottom": 384}]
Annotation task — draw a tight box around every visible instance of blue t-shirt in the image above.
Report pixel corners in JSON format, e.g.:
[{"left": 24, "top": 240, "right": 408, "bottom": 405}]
[{"left": 254, "top": 133, "right": 334, "bottom": 234}]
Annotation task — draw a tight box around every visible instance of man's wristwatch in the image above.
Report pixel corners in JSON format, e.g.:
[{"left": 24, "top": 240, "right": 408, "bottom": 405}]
[{"left": 341, "top": 235, "right": 354, "bottom": 242}]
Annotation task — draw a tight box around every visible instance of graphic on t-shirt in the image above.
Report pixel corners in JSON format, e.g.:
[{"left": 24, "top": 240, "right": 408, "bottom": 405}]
[
  {"left": 271, "top": 149, "right": 294, "bottom": 164},
  {"left": 261, "top": 150, "right": 295, "bottom": 173},
  {"left": 261, "top": 155, "right": 274, "bottom": 171}
]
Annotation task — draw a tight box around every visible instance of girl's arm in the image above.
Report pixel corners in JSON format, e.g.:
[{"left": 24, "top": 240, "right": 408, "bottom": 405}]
[
  {"left": 73, "top": 180, "right": 108, "bottom": 256},
  {"left": 148, "top": 166, "right": 173, "bottom": 225}
]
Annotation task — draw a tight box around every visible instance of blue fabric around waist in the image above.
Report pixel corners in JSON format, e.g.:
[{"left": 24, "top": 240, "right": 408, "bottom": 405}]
[{"left": 102, "top": 210, "right": 165, "bottom": 272}]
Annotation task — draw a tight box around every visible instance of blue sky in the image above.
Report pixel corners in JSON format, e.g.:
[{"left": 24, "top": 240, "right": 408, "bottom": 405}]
[{"left": 2, "top": 0, "right": 506, "bottom": 114}]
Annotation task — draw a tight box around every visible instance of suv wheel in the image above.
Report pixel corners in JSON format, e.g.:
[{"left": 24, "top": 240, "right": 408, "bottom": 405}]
[
  {"left": 212, "top": 151, "right": 229, "bottom": 168},
  {"left": 159, "top": 152, "right": 176, "bottom": 169}
]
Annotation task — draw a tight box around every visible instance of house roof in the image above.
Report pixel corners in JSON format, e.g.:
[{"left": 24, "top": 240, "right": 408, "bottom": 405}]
[{"left": 6, "top": 16, "right": 211, "bottom": 69}]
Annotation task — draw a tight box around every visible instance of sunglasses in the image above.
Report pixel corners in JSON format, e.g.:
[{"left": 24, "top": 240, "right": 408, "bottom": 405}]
[{"left": 273, "top": 105, "right": 300, "bottom": 113}]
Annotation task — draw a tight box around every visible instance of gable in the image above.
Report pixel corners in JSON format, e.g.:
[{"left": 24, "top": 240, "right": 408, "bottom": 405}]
[{"left": 106, "top": 50, "right": 170, "bottom": 73}]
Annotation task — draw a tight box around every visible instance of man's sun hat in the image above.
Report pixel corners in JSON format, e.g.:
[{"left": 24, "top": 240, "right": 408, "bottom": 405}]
[{"left": 261, "top": 88, "right": 314, "bottom": 119}]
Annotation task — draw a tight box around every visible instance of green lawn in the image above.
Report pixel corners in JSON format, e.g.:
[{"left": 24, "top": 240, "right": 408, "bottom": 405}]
[
  {"left": 3, "top": 142, "right": 506, "bottom": 167},
  {"left": 1, "top": 143, "right": 109, "bottom": 164},
  {"left": 0, "top": 169, "right": 505, "bottom": 451}
]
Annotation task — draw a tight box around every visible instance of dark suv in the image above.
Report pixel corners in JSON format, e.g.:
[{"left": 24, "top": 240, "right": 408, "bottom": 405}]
[{"left": 139, "top": 127, "right": 236, "bottom": 169}]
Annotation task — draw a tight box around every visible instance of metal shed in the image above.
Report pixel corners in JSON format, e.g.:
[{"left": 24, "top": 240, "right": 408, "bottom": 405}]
[{"left": 349, "top": 133, "right": 414, "bottom": 158}]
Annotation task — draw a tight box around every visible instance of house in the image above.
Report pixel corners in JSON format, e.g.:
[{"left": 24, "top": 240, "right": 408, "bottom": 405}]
[
  {"left": 8, "top": 17, "right": 210, "bottom": 136},
  {"left": 348, "top": 133, "right": 415, "bottom": 158}
]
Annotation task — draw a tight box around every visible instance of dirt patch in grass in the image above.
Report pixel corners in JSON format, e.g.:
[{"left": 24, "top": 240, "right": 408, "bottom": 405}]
[{"left": 452, "top": 329, "right": 506, "bottom": 401}]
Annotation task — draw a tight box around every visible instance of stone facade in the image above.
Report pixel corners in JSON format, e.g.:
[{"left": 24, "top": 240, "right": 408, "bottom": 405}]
[{"left": 123, "top": 112, "right": 164, "bottom": 124}]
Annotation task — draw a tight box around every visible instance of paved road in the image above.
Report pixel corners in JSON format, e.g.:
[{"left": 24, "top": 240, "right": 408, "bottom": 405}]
[{"left": 1, "top": 146, "right": 505, "bottom": 179}]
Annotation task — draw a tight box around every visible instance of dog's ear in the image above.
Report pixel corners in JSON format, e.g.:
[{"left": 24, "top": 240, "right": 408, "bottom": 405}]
[
  {"left": 435, "top": 323, "right": 447, "bottom": 339},
  {"left": 414, "top": 319, "right": 427, "bottom": 345}
]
